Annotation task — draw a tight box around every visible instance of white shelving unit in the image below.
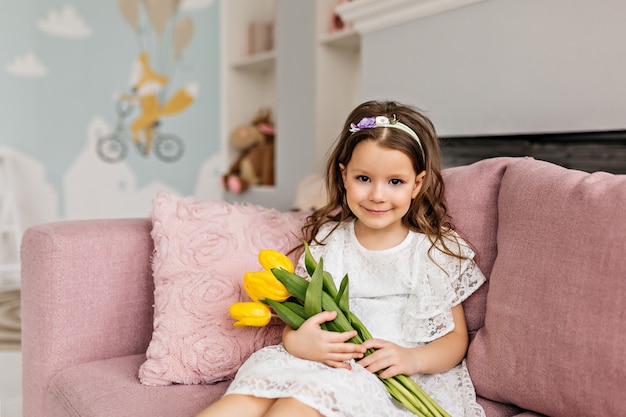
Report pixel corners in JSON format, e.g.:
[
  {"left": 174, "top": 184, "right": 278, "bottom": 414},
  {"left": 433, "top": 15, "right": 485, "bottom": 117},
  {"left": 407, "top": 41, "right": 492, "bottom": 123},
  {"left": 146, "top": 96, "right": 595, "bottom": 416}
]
[
  {"left": 220, "top": 0, "right": 277, "bottom": 205},
  {"left": 220, "top": 0, "right": 361, "bottom": 208},
  {"left": 315, "top": 0, "right": 361, "bottom": 172}
]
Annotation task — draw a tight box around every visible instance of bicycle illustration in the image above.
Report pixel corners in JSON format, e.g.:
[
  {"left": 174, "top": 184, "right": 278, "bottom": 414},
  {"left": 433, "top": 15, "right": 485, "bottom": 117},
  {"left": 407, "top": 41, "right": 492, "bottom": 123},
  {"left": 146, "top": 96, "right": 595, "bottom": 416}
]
[{"left": 97, "top": 99, "right": 185, "bottom": 163}]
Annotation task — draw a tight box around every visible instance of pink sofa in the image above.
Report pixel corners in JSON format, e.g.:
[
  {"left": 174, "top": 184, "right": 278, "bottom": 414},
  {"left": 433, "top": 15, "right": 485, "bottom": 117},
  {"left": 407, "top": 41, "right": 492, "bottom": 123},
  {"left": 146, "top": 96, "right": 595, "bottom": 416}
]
[{"left": 21, "top": 157, "right": 626, "bottom": 417}]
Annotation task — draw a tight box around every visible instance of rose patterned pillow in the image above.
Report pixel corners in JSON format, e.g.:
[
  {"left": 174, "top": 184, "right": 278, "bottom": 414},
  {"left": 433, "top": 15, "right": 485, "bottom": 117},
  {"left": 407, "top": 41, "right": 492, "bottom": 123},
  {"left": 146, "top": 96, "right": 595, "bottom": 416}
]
[{"left": 139, "top": 193, "right": 307, "bottom": 386}]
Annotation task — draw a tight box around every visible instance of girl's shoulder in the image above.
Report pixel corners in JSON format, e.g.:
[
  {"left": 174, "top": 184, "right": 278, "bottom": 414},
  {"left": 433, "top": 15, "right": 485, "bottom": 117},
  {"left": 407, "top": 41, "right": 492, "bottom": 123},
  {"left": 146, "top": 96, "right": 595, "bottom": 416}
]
[
  {"left": 308, "top": 221, "right": 353, "bottom": 260},
  {"left": 315, "top": 220, "right": 351, "bottom": 243},
  {"left": 427, "top": 229, "right": 476, "bottom": 261}
]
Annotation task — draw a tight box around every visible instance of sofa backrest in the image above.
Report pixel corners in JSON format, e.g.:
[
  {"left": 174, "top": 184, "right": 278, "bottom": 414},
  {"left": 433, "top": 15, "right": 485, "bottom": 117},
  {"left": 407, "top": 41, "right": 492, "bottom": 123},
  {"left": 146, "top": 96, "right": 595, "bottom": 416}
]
[
  {"left": 467, "top": 157, "right": 626, "bottom": 417},
  {"left": 443, "top": 157, "right": 515, "bottom": 337}
]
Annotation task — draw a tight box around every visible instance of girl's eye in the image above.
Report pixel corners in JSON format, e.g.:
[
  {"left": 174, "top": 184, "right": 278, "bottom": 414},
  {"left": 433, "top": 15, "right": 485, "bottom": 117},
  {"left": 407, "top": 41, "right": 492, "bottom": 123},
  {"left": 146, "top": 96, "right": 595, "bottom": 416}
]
[
  {"left": 356, "top": 175, "right": 370, "bottom": 182},
  {"left": 389, "top": 178, "right": 404, "bottom": 185}
]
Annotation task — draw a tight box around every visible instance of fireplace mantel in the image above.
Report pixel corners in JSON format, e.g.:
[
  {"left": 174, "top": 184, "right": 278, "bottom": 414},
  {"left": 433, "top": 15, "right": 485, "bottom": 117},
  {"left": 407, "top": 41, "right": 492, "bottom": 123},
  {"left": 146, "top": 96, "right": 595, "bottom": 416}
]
[{"left": 337, "top": 0, "right": 490, "bottom": 34}]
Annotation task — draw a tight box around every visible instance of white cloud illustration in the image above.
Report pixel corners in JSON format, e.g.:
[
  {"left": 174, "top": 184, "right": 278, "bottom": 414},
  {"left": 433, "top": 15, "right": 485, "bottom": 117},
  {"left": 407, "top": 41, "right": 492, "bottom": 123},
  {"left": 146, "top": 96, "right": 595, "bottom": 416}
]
[
  {"left": 5, "top": 52, "right": 48, "bottom": 78},
  {"left": 194, "top": 152, "right": 224, "bottom": 201},
  {"left": 0, "top": 146, "right": 59, "bottom": 231},
  {"left": 37, "top": 4, "right": 92, "bottom": 39},
  {"left": 64, "top": 116, "right": 180, "bottom": 220},
  {"left": 0, "top": 146, "right": 58, "bottom": 285},
  {"left": 180, "top": 0, "right": 215, "bottom": 11}
]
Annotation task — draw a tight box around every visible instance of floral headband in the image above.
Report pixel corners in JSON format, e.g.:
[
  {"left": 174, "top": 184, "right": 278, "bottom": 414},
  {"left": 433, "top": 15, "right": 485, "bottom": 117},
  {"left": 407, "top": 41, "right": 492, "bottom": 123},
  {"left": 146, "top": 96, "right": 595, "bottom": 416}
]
[{"left": 349, "top": 115, "right": 425, "bottom": 158}]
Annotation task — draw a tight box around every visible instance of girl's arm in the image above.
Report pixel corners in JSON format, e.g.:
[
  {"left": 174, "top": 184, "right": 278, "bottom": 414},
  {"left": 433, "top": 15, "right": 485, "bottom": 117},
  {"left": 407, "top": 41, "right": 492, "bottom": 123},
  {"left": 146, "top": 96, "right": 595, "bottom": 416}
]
[
  {"left": 282, "top": 310, "right": 366, "bottom": 370},
  {"left": 357, "top": 304, "right": 469, "bottom": 378}
]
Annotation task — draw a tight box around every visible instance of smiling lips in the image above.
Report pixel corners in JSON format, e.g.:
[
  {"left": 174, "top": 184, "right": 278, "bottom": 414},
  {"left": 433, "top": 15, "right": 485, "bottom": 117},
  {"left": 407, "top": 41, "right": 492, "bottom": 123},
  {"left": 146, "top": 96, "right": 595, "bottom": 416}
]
[{"left": 364, "top": 207, "right": 390, "bottom": 215}]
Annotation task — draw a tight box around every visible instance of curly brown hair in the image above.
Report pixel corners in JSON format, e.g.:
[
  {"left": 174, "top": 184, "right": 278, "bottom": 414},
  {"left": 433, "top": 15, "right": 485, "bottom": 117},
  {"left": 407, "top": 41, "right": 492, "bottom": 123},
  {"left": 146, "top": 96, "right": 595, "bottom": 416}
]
[{"left": 302, "top": 100, "right": 464, "bottom": 260}]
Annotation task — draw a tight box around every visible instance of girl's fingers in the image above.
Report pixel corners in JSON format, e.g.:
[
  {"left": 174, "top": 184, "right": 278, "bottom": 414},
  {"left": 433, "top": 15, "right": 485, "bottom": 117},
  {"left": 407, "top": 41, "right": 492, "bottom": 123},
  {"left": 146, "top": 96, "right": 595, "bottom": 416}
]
[
  {"left": 306, "top": 310, "right": 337, "bottom": 326},
  {"left": 328, "top": 329, "right": 361, "bottom": 344},
  {"left": 359, "top": 338, "right": 388, "bottom": 350}
]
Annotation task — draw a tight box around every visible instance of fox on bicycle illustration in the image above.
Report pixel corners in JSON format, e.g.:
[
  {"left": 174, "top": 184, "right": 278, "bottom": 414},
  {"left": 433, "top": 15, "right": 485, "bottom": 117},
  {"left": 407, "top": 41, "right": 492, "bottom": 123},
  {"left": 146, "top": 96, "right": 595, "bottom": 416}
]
[
  {"left": 98, "top": 0, "right": 198, "bottom": 163},
  {"left": 97, "top": 52, "right": 197, "bottom": 163}
]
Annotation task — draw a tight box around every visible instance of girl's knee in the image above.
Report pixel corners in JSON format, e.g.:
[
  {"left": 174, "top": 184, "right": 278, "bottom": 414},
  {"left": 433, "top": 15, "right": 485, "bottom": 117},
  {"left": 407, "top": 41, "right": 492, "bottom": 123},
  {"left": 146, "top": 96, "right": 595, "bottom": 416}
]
[
  {"left": 195, "top": 394, "right": 275, "bottom": 417},
  {"left": 265, "top": 398, "right": 324, "bottom": 417}
]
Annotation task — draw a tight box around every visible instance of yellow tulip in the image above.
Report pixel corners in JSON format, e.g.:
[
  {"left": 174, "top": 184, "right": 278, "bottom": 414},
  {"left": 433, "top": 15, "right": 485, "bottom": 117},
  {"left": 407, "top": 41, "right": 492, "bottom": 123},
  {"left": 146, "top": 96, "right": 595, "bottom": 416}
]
[
  {"left": 243, "top": 270, "right": 291, "bottom": 302},
  {"left": 229, "top": 302, "right": 272, "bottom": 327},
  {"left": 258, "top": 249, "right": 294, "bottom": 273}
]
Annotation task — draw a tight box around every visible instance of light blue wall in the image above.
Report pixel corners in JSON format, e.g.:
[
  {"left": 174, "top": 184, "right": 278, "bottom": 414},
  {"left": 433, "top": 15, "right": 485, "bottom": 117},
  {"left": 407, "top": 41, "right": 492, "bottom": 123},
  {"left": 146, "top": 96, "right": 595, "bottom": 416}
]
[{"left": 0, "top": 0, "right": 220, "bottom": 222}]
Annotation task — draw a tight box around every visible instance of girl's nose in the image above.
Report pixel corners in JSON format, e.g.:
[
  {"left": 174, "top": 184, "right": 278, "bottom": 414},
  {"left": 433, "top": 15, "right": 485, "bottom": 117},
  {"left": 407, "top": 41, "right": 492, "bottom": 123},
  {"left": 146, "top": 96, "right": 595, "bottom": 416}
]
[{"left": 369, "top": 183, "right": 385, "bottom": 202}]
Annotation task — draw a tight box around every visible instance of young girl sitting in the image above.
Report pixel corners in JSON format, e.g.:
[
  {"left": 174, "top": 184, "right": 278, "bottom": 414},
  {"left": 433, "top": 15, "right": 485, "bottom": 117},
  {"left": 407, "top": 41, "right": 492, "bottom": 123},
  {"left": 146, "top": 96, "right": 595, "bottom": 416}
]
[{"left": 196, "top": 100, "right": 486, "bottom": 417}]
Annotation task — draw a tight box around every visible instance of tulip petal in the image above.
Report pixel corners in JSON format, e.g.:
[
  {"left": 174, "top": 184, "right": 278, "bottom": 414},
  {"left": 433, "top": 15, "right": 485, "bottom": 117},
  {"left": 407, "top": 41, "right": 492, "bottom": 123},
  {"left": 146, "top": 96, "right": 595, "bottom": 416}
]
[
  {"left": 229, "top": 302, "right": 271, "bottom": 327},
  {"left": 258, "top": 249, "right": 294, "bottom": 273}
]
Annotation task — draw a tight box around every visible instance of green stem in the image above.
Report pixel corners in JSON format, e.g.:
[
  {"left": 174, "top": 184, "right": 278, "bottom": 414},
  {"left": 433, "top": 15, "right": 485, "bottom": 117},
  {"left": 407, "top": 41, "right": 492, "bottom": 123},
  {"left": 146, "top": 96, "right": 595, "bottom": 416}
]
[
  {"left": 381, "top": 378, "right": 427, "bottom": 416},
  {"left": 385, "top": 376, "right": 434, "bottom": 417},
  {"left": 395, "top": 374, "right": 450, "bottom": 417}
]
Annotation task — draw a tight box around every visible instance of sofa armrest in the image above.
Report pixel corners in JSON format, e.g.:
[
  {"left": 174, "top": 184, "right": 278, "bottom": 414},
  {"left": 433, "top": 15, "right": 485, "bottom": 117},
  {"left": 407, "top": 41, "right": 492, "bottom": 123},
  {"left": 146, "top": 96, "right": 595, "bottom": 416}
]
[{"left": 21, "top": 218, "right": 155, "bottom": 417}]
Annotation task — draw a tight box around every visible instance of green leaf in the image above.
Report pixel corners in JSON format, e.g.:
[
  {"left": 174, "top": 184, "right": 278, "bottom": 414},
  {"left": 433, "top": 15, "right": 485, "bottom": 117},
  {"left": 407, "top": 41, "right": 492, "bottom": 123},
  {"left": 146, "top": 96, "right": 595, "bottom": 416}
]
[
  {"left": 266, "top": 299, "right": 306, "bottom": 330},
  {"left": 303, "top": 257, "right": 324, "bottom": 318},
  {"left": 322, "top": 271, "right": 338, "bottom": 298},
  {"left": 271, "top": 268, "right": 308, "bottom": 300},
  {"left": 303, "top": 241, "right": 318, "bottom": 277},
  {"left": 335, "top": 274, "right": 350, "bottom": 317},
  {"left": 303, "top": 241, "right": 338, "bottom": 297},
  {"left": 349, "top": 312, "right": 373, "bottom": 340},
  {"left": 320, "top": 291, "right": 354, "bottom": 333}
]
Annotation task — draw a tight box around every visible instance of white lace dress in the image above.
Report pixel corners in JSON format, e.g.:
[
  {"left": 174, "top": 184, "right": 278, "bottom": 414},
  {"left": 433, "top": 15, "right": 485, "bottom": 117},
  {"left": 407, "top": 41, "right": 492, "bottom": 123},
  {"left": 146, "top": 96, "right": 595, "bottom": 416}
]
[{"left": 225, "top": 221, "right": 486, "bottom": 417}]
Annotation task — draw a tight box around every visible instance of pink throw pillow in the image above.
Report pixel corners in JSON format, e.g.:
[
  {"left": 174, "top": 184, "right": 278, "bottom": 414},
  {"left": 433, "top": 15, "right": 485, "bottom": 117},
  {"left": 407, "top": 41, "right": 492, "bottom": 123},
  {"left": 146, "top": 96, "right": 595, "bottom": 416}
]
[
  {"left": 139, "top": 193, "right": 308, "bottom": 386},
  {"left": 443, "top": 157, "right": 514, "bottom": 337},
  {"left": 467, "top": 158, "right": 626, "bottom": 416}
]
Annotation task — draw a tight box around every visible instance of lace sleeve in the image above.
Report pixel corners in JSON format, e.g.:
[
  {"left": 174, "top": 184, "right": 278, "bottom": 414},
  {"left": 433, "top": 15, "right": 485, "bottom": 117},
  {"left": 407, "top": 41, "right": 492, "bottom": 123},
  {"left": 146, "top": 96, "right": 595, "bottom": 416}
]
[
  {"left": 295, "top": 254, "right": 308, "bottom": 278},
  {"left": 431, "top": 234, "right": 486, "bottom": 306}
]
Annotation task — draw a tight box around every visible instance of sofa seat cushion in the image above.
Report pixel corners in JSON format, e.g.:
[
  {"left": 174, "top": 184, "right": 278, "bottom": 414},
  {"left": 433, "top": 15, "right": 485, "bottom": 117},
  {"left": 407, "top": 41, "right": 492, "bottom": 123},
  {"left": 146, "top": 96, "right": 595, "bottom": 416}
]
[
  {"left": 476, "top": 396, "right": 524, "bottom": 417},
  {"left": 48, "top": 354, "right": 228, "bottom": 417},
  {"left": 467, "top": 158, "right": 626, "bottom": 417}
]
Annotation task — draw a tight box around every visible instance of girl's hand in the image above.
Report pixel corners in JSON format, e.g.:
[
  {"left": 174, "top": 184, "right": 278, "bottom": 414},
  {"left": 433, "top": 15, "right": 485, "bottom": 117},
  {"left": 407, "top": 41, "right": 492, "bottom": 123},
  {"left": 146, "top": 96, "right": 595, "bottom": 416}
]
[
  {"left": 358, "top": 305, "right": 470, "bottom": 378},
  {"left": 282, "top": 311, "right": 366, "bottom": 370},
  {"left": 357, "top": 339, "right": 420, "bottom": 379}
]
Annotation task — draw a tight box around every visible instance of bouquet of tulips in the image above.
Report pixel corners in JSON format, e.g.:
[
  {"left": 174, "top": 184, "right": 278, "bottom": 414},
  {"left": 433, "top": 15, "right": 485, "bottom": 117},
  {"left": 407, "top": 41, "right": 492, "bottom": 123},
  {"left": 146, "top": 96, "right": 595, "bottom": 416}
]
[{"left": 229, "top": 243, "right": 451, "bottom": 417}]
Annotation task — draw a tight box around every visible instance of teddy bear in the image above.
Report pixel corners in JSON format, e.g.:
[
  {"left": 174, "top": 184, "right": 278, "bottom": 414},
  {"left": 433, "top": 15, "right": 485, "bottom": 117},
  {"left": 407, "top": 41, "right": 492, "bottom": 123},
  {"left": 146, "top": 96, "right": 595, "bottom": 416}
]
[{"left": 222, "top": 108, "right": 275, "bottom": 194}]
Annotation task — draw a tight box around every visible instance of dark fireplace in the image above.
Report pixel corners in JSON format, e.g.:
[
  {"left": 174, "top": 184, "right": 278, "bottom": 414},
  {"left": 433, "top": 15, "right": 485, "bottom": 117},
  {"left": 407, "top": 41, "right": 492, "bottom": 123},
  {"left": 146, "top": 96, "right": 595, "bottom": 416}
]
[{"left": 440, "top": 130, "right": 626, "bottom": 174}]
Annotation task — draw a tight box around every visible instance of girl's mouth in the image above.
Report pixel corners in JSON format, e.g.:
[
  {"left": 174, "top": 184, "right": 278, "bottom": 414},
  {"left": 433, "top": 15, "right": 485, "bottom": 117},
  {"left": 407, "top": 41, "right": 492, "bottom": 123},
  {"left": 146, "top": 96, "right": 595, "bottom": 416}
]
[{"left": 365, "top": 207, "right": 389, "bottom": 215}]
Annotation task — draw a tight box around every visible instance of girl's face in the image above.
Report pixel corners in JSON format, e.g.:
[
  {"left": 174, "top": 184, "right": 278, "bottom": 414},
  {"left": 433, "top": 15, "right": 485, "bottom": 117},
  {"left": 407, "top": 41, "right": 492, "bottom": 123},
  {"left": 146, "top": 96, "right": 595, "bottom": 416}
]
[{"left": 340, "top": 140, "right": 425, "bottom": 245}]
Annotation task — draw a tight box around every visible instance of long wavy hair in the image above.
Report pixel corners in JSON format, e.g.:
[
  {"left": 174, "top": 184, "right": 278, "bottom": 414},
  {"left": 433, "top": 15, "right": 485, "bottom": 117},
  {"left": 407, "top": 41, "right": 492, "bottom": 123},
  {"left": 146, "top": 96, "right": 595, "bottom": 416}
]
[{"left": 302, "top": 100, "right": 465, "bottom": 260}]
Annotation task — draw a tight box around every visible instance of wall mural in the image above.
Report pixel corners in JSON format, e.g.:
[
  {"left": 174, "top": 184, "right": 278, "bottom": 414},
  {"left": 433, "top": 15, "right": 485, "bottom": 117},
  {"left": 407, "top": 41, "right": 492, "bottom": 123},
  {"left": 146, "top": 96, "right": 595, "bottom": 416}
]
[
  {"left": 1, "top": 0, "right": 221, "bottom": 237},
  {"left": 98, "top": 0, "right": 198, "bottom": 163}
]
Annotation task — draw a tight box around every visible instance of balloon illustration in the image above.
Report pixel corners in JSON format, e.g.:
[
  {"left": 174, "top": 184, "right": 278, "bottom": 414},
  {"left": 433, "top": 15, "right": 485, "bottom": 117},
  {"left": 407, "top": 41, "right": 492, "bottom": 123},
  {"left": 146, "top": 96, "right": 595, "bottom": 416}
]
[
  {"left": 117, "top": 0, "right": 139, "bottom": 31},
  {"left": 144, "top": 0, "right": 172, "bottom": 37},
  {"left": 102, "top": 0, "right": 199, "bottom": 163},
  {"left": 173, "top": 16, "right": 194, "bottom": 58},
  {"left": 171, "top": 0, "right": 183, "bottom": 13},
  {"left": 117, "top": 0, "right": 195, "bottom": 60}
]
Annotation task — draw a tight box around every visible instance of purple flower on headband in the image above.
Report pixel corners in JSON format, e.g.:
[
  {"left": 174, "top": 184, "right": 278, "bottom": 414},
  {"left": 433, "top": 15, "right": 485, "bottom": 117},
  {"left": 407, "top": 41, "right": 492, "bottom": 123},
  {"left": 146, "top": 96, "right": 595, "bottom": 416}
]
[
  {"left": 348, "top": 116, "right": 400, "bottom": 134},
  {"left": 349, "top": 117, "right": 378, "bottom": 133},
  {"left": 356, "top": 117, "right": 376, "bottom": 129}
]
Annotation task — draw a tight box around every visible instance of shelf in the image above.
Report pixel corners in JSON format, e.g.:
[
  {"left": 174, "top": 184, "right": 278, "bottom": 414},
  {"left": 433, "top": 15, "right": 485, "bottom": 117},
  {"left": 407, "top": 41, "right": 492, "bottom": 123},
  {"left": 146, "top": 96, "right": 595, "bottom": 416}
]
[
  {"left": 337, "top": 0, "right": 489, "bottom": 34},
  {"left": 231, "top": 50, "right": 276, "bottom": 72},
  {"left": 318, "top": 28, "right": 360, "bottom": 50},
  {"left": 221, "top": 0, "right": 359, "bottom": 209}
]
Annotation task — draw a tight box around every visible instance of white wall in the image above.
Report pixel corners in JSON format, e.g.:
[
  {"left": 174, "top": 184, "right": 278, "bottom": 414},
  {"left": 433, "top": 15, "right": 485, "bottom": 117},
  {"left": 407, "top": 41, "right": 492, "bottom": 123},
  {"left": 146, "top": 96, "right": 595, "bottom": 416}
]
[{"left": 360, "top": 0, "right": 626, "bottom": 136}]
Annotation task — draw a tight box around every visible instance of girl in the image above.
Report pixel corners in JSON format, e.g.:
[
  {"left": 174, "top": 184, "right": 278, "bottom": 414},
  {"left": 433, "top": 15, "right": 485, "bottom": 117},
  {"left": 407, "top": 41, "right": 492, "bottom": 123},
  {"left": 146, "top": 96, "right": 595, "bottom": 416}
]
[{"left": 196, "top": 100, "right": 486, "bottom": 417}]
